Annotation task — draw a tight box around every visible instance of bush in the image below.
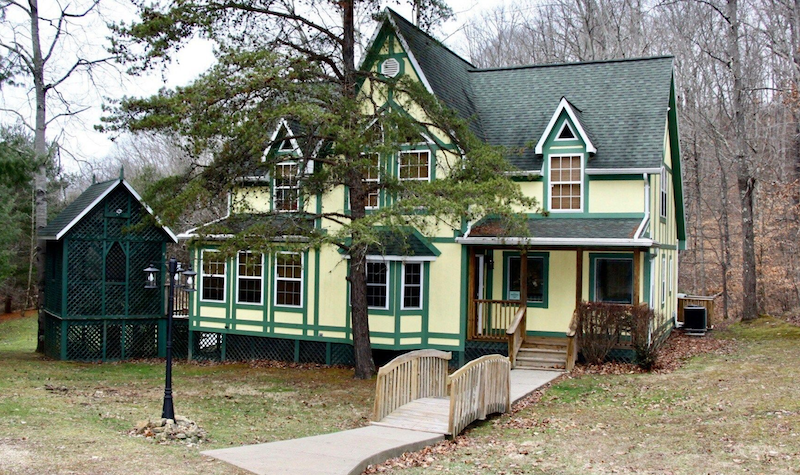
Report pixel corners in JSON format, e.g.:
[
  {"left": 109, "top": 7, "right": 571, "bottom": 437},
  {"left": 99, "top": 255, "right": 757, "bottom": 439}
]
[
  {"left": 576, "top": 301, "right": 666, "bottom": 370},
  {"left": 576, "top": 301, "right": 631, "bottom": 364}
]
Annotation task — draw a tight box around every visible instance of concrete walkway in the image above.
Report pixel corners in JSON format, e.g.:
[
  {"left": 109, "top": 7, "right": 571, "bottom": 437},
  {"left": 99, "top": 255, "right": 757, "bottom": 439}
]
[{"left": 202, "top": 369, "right": 561, "bottom": 475}]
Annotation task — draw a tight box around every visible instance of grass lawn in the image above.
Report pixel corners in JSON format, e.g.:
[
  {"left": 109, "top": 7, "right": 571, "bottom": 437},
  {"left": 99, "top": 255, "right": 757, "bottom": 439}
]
[
  {"left": 374, "top": 317, "right": 800, "bottom": 474},
  {"left": 0, "top": 313, "right": 374, "bottom": 474}
]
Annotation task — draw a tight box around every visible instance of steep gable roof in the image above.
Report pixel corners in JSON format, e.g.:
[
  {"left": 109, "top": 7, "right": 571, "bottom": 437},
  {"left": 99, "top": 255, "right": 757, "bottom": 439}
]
[
  {"left": 39, "top": 178, "right": 178, "bottom": 242},
  {"left": 384, "top": 9, "right": 484, "bottom": 139},
  {"left": 373, "top": 11, "right": 674, "bottom": 173}
]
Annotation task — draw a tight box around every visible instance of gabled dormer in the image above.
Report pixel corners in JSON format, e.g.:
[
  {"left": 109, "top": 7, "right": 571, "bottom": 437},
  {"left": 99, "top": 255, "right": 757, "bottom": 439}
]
[{"left": 537, "top": 98, "right": 596, "bottom": 213}]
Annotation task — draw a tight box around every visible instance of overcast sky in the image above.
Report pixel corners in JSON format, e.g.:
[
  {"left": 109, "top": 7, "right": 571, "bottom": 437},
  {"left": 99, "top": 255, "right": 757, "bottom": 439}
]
[{"left": 1, "top": 0, "right": 510, "bottom": 176}]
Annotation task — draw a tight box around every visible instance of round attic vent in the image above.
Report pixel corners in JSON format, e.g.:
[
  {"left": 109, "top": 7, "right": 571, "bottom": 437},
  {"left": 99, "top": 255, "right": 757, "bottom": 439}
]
[{"left": 381, "top": 58, "right": 400, "bottom": 78}]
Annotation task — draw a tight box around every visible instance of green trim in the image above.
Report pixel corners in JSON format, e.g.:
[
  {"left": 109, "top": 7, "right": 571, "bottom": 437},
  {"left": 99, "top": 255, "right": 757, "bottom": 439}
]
[
  {"left": 643, "top": 251, "right": 651, "bottom": 305},
  {"left": 61, "top": 239, "right": 69, "bottom": 318},
  {"left": 588, "top": 252, "right": 635, "bottom": 302},
  {"left": 668, "top": 77, "right": 687, "bottom": 243},
  {"left": 525, "top": 330, "right": 567, "bottom": 338},
  {"left": 501, "top": 251, "right": 549, "bottom": 308},
  {"left": 313, "top": 249, "right": 320, "bottom": 331},
  {"left": 526, "top": 212, "right": 644, "bottom": 220},
  {"left": 660, "top": 244, "right": 678, "bottom": 251},
  {"left": 587, "top": 174, "right": 646, "bottom": 181}
]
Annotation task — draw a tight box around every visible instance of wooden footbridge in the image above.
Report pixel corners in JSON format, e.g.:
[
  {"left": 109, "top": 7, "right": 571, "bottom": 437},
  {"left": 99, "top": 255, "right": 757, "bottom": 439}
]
[{"left": 370, "top": 350, "right": 510, "bottom": 436}]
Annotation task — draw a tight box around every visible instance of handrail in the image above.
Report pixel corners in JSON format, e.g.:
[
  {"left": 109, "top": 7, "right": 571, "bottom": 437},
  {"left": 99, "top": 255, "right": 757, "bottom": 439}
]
[
  {"left": 447, "top": 355, "right": 510, "bottom": 435},
  {"left": 506, "top": 305, "right": 527, "bottom": 367},
  {"left": 470, "top": 299, "right": 522, "bottom": 341},
  {"left": 565, "top": 309, "right": 579, "bottom": 371},
  {"left": 372, "top": 349, "right": 451, "bottom": 422}
]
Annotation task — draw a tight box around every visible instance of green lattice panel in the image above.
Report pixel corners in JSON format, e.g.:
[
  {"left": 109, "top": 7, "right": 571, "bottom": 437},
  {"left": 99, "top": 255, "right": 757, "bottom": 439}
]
[
  {"left": 125, "top": 321, "right": 158, "bottom": 359},
  {"left": 43, "top": 313, "right": 62, "bottom": 359},
  {"left": 173, "top": 319, "right": 189, "bottom": 359},
  {"left": 299, "top": 341, "right": 326, "bottom": 364},
  {"left": 128, "top": 242, "right": 163, "bottom": 316},
  {"left": 330, "top": 343, "right": 355, "bottom": 366},
  {"left": 193, "top": 332, "right": 223, "bottom": 361},
  {"left": 68, "top": 208, "right": 104, "bottom": 239},
  {"left": 105, "top": 284, "right": 126, "bottom": 316},
  {"left": 106, "top": 322, "right": 124, "bottom": 360},
  {"left": 66, "top": 322, "right": 103, "bottom": 361}
]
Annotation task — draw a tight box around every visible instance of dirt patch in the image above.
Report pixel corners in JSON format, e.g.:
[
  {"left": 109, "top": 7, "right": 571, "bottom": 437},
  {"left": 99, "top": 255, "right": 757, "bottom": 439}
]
[{"left": 0, "top": 309, "right": 37, "bottom": 323}]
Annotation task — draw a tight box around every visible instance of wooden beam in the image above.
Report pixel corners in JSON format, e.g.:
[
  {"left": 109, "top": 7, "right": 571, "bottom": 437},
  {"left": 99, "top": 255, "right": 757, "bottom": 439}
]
[
  {"left": 467, "top": 248, "right": 476, "bottom": 340},
  {"left": 520, "top": 249, "right": 528, "bottom": 305}
]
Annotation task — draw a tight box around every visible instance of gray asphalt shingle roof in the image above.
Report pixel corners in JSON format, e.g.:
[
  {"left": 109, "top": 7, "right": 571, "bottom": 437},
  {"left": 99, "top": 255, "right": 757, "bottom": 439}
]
[
  {"left": 386, "top": 10, "right": 674, "bottom": 172},
  {"left": 39, "top": 179, "right": 118, "bottom": 239},
  {"left": 471, "top": 217, "right": 643, "bottom": 240}
]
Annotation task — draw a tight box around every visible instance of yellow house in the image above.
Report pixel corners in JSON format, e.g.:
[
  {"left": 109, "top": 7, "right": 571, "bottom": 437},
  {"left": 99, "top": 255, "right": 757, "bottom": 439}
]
[{"left": 179, "top": 10, "right": 685, "bottom": 369}]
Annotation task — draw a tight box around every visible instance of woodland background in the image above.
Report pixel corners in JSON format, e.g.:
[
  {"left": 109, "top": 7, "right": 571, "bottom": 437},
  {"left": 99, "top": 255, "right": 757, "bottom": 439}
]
[{"left": 2, "top": 0, "right": 798, "bottom": 321}]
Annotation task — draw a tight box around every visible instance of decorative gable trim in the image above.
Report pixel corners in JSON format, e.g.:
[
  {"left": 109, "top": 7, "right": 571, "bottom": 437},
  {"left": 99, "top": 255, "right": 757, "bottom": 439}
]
[
  {"left": 262, "top": 119, "right": 302, "bottom": 159},
  {"left": 42, "top": 179, "right": 178, "bottom": 243},
  {"left": 384, "top": 11, "right": 435, "bottom": 95},
  {"left": 535, "top": 97, "right": 597, "bottom": 155}
]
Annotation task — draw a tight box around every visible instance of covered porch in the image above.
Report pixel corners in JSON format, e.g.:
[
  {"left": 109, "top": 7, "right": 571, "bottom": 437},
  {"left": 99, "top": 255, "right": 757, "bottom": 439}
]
[{"left": 458, "top": 217, "right": 655, "bottom": 369}]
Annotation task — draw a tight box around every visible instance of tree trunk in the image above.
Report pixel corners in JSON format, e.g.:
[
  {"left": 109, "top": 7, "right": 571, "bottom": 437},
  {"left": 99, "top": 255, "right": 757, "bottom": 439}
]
[
  {"left": 31, "top": 0, "right": 48, "bottom": 351},
  {"left": 726, "top": 0, "right": 758, "bottom": 321}
]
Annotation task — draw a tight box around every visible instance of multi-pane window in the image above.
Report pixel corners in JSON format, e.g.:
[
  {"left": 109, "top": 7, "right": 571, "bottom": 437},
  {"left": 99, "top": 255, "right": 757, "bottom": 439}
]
[
  {"left": 402, "top": 263, "right": 423, "bottom": 309},
  {"left": 549, "top": 155, "right": 582, "bottom": 211},
  {"left": 398, "top": 150, "right": 430, "bottom": 182},
  {"left": 364, "top": 154, "right": 380, "bottom": 209},
  {"left": 660, "top": 169, "right": 668, "bottom": 218},
  {"left": 507, "top": 256, "right": 545, "bottom": 303},
  {"left": 661, "top": 253, "right": 667, "bottom": 306},
  {"left": 366, "top": 261, "right": 389, "bottom": 309},
  {"left": 201, "top": 251, "right": 226, "bottom": 302},
  {"left": 275, "top": 252, "right": 302, "bottom": 306},
  {"left": 273, "top": 162, "right": 299, "bottom": 211},
  {"left": 594, "top": 258, "right": 633, "bottom": 304},
  {"left": 237, "top": 251, "right": 263, "bottom": 304}
]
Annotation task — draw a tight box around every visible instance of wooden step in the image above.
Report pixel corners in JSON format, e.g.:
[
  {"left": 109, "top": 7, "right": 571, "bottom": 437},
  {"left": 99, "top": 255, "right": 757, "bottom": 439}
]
[
  {"left": 515, "top": 357, "right": 566, "bottom": 370},
  {"left": 515, "top": 337, "right": 568, "bottom": 370},
  {"left": 518, "top": 347, "right": 566, "bottom": 356},
  {"left": 523, "top": 338, "right": 568, "bottom": 351}
]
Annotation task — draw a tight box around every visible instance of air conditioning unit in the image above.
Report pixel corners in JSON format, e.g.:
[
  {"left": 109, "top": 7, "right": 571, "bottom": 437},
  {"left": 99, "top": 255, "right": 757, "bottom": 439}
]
[{"left": 683, "top": 305, "right": 707, "bottom": 334}]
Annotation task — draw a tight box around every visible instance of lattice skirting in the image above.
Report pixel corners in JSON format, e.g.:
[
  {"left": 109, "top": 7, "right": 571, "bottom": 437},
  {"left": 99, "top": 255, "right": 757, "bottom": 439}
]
[
  {"left": 189, "top": 331, "right": 356, "bottom": 366},
  {"left": 42, "top": 313, "right": 189, "bottom": 361}
]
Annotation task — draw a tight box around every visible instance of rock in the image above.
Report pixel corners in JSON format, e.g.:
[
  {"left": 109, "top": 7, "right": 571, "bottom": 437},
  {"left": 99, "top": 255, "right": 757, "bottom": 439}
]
[
  {"left": 134, "top": 420, "right": 149, "bottom": 432},
  {"left": 175, "top": 433, "right": 187, "bottom": 440}
]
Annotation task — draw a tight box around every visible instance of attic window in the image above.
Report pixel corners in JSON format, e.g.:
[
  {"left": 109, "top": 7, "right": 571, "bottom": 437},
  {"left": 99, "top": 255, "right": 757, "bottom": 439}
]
[
  {"left": 557, "top": 122, "right": 576, "bottom": 140},
  {"left": 278, "top": 139, "right": 294, "bottom": 152},
  {"left": 381, "top": 58, "right": 401, "bottom": 78}
]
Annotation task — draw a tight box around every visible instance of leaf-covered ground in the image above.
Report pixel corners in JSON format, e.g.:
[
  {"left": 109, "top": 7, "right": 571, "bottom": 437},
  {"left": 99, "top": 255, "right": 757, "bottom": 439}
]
[
  {"left": 0, "top": 312, "right": 374, "bottom": 474},
  {"left": 366, "top": 318, "right": 800, "bottom": 474}
]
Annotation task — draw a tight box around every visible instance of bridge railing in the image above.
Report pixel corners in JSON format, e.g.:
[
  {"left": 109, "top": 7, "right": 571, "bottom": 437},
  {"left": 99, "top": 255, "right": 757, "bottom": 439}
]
[
  {"left": 372, "top": 349, "right": 452, "bottom": 422},
  {"left": 447, "top": 354, "right": 510, "bottom": 436}
]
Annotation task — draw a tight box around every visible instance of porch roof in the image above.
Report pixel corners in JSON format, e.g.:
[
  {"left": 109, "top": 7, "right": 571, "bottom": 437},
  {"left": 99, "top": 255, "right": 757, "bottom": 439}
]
[
  {"left": 178, "top": 213, "right": 315, "bottom": 240},
  {"left": 459, "top": 217, "right": 653, "bottom": 247}
]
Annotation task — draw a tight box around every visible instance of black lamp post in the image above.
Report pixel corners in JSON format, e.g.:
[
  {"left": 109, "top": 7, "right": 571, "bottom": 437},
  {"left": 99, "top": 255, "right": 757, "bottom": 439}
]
[{"left": 144, "top": 257, "right": 196, "bottom": 420}]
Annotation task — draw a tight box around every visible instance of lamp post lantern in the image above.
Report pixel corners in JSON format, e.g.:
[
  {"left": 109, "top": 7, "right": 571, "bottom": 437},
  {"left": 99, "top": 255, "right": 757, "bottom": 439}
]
[{"left": 144, "top": 257, "right": 195, "bottom": 421}]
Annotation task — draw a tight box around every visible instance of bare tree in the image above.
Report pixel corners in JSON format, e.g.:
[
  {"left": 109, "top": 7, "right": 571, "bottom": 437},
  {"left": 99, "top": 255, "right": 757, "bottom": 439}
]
[{"left": 0, "top": 0, "right": 116, "bottom": 349}]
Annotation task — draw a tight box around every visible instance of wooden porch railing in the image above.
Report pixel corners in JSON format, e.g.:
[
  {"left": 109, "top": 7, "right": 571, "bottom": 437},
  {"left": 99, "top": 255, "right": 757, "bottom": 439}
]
[
  {"left": 372, "top": 349, "right": 452, "bottom": 422},
  {"left": 506, "top": 305, "right": 527, "bottom": 367},
  {"left": 447, "top": 355, "right": 511, "bottom": 436},
  {"left": 469, "top": 299, "right": 523, "bottom": 341},
  {"left": 164, "top": 282, "right": 190, "bottom": 317}
]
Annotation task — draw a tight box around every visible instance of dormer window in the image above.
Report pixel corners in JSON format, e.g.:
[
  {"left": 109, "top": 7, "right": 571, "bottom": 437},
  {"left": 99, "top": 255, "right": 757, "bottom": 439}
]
[
  {"left": 278, "top": 139, "right": 295, "bottom": 152},
  {"left": 556, "top": 122, "right": 576, "bottom": 140},
  {"left": 273, "top": 161, "right": 300, "bottom": 211},
  {"left": 549, "top": 154, "right": 583, "bottom": 211}
]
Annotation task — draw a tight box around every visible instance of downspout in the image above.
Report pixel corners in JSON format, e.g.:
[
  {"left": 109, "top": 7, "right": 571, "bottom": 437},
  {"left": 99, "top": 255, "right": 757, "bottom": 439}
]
[{"left": 634, "top": 173, "right": 650, "bottom": 239}]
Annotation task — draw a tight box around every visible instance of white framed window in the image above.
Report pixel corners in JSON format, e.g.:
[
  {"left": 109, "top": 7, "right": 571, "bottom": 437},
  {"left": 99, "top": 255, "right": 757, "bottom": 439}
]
[
  {"left": 507, "top": 256, "right": 546, "bottom": 304},
  {"left": 549, "top": 154, "right": 583, "bottom": 211},
  {"left": 236, "top": 251, "right": 263, "bottom": 305},
  {"left": 364, "top": 153, "right": 380, "bottom": 209},
  {"left": 661, "top": 253, "right": 667, "bottom": 306},
  {"left": 273, "top": 161, "right": 299, "bottom": 211},
  {"left": 401, "top": 262, "right": 423, "bottom": 309},
  {"left": 398, "top": 150, "right": 430, "bottom": 183},
  {"left": 669, "top": 254, "right": 673, "bottom": 295},
  {"left": 366, "top": 261, "right": 389, "bottom": 309},
  {"left": 660, "top": 168, "right": 668, "bottom": 219},
  {"left": 201, "top": 250, "right": 226, "bottom": 302},
  {"left": 555, "top": 121, "right": 576, "bottom": 140},
  {"left": 275, "top": 252, "right": 303, "bottom": 307}
]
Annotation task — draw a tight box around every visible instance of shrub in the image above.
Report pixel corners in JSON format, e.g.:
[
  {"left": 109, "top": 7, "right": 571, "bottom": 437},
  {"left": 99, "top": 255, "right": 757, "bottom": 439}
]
[
  {"left": 576, "top": 301, "right": 631, "bottom": 364},
  {"left": 630, "top": 305, "right": 667, "bottom": 371}
]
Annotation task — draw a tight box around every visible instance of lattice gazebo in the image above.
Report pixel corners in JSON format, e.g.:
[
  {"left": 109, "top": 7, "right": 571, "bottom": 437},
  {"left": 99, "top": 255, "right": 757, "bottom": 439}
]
[{"left": 39, "top": 173, "right": 177, "bottom": 361}]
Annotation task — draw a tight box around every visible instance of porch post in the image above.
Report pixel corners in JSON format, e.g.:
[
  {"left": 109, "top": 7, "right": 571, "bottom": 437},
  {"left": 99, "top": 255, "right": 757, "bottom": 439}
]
[
  {"left": 519, "top": 249, "right": 528, "bottom": 305},
  {"left": 575, "top": 248, "right": 583, "bottom": 305},
  {"left": 467, "top": 247, "right": 476, "bottom": 340},
  {"left": 633, "top": 249, "right": 641, "bottom": 304}
]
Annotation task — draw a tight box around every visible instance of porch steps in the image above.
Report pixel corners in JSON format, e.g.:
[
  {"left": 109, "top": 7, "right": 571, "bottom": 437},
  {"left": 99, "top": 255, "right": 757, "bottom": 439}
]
[{"left": 515, "top": 338, "right": 568, "bottom": 370}]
